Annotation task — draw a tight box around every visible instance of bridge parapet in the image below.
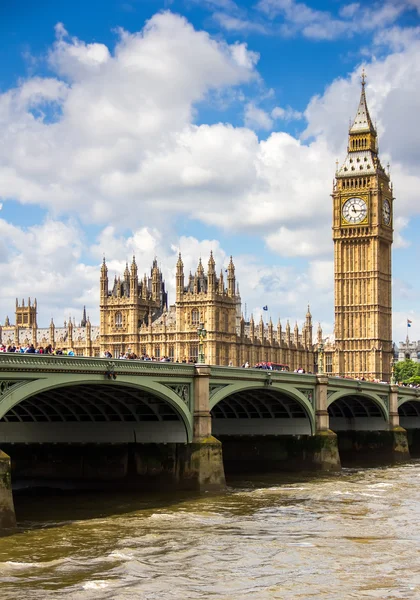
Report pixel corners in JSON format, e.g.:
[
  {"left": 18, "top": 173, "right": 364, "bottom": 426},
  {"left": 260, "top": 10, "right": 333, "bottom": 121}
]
[
  {"left": 0, "top": 354, "right": 196, "bottom": 377},
  {"left": 210, "top": 366, "right": 317, "bottom": 385}
]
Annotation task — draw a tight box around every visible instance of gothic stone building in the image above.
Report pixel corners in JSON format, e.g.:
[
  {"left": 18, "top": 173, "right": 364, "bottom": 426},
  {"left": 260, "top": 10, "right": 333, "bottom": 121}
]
[
  {"left": 0, "top": 258, "right": 317, "bottom": 371},
  {"left": 0, "top": 299, "right": 100, "bottom": 357},
  {"left": 99, "top": 254, "right": 316, "bottom": 371}
]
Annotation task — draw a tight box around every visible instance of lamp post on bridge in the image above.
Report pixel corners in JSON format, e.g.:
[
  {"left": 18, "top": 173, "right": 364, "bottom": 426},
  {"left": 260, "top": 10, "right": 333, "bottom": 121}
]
[
  {"left": 318, "top": 342, "right": 325, "bottom": 375},
  {"left": 390, "top": 357, "right": 397, "bottom": 385},
  {"left": 197, "top": 322, "right": 207, "bottom": 364}
]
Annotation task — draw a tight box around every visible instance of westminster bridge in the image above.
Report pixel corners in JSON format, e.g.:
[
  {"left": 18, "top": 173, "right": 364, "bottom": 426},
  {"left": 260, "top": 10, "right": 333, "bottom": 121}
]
[{"left": 1, "top": 354, "right": 420, "bottom": 532}]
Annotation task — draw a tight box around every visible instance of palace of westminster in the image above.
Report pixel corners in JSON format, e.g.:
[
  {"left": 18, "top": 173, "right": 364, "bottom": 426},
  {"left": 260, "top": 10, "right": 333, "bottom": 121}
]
[{"left": 0, "top": 78, "right": 400, "bottom": 381}]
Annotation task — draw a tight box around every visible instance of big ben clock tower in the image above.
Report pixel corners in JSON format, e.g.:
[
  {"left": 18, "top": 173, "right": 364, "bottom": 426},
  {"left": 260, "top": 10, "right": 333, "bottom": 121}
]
[{"left": 333, "top": 72, "right": 393, "bottom": 381}]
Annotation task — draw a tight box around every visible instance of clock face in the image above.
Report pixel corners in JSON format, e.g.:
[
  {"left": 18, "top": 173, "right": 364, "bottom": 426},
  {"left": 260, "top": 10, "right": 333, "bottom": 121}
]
[
  {"left": 342, "top": 197, "right": 368, "bottom": 224},
  {"left": 383, "top": 199, "right": 391, "bottom": 225}
]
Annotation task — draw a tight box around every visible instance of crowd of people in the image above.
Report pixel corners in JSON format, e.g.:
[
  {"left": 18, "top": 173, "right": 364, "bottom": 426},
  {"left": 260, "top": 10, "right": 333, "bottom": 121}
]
[{"left": 0, "top": 344, "right": 75, "bottom": 355}]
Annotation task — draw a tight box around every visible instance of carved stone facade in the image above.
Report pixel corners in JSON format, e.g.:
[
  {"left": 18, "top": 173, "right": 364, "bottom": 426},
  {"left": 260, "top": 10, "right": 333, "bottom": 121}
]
[
  {"left": 99, "top": 253, "right": 316, "bottom": 370},
  {"left": 0, "top": 306, "right": 100, "bottom": 357},
  {"left": 331, "top": 74, "right": 393, "bottom": 381}
]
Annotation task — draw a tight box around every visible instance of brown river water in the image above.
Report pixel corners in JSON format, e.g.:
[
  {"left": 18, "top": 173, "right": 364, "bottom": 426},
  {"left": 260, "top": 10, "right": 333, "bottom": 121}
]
[{"left": 2, "top": 463, "right": 420, "bottom": 599}]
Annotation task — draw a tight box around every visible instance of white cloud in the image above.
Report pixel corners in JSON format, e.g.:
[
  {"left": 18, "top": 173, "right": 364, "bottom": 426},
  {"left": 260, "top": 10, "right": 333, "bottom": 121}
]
[
  {"left": 244, "top": 102, "right": 273, "bottom": 129},
  {"left": 271, "top": 105, "right": 303, "bottom": 121},
  {"left": 265, "top": 226, "right": 332, "bottom": 257},
  {"left": 0, "top": 218, "right": 98, "bottom": 327},
  {"left": 213, "top": 12, "right": 269, "bottom": 34},
  {"left": 373, "top": 25, "right": 420, "bottom": 51},
  {"left": 1, "top": 10, "right": 419, "bottom": 244},
  {"left": 257, "top": 0, "right": 406, "bottom": 41}
]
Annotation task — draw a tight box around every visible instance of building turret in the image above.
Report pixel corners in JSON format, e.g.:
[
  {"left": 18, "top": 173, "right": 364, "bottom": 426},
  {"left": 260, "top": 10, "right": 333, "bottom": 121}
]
[
  {"left": 249, "top": 314, "right": 255, "bottom": 342},
  {"left": 15, "top": 296, "right": 37, "bottom": 328},
  {"left": 151, "top": 259, "right": 160, "bottom": 301},
  {"left": 240, "top": 314, "right": 245, "bottom": 337},
  {"left": 100, "top": 258, "right": 108, "bottom": 298},
  {"left": 130, "top": 256, "right": 138, "bottom": 298},
  {"left": 176, "top": 253, "right": 184, "bottom": 301},
  {"left": 277, "top": 318, "right": 282, "bottom": 345},
  {"left": 4, "top": 316, "right": 9, "bottom": 327},
  {"left": 305, "top": 305, "right": 313, "bottom": 348},
  {"left": 294, "top": 322, "right": 299, "bottom": 346},
  {"left": 196, "top": 258, "right": 204, "bottom": 278},
  {"left": 124, "top": 262, "right": 130, "bottom": 296},
  {"left": 317, "top": 322, "right": 323, "bottom": 345},
  {"left": 259, "top": 314, "right": 264, "bottom": 341},
  {"left": 348, "top": 70, "right": 377, "bottom": 153},
  {"left": 268, "top": 317, "right": 274, "bottom": 344},
  {"left": 286, "top": 320, "right": 291, "bottom": 346},
  {"left": 207, "top": 252, "right": 216, "bottom": 294},
  {"left": 218, "top": 270, "right": 224, "bottom": 295},
  {"left": 81, "top": 306, "right": 87, "bottom": 327},
  {"left": 227, "top": 256, "right": 235, "bottom": 298}
]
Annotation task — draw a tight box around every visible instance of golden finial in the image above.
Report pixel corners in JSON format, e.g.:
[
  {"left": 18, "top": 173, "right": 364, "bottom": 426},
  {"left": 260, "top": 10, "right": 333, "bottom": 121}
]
[{"left": 361, "top": 68, "right": 367, "bottom": 88}]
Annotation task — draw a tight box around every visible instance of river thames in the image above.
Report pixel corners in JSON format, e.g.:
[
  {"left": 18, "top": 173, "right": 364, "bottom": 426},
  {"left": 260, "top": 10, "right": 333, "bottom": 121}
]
[{"left": 1, "top": 463, "right": 420, "bottom": 599}]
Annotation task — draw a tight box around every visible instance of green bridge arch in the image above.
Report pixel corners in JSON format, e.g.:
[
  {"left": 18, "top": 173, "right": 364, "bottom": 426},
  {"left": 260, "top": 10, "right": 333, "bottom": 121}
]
[
  {"left": 209, "top": 381, "right": 316, "bottom": 434},
  {"left": 0, "top": 373, "right": 193, "bottom": 442},
  {"left": 326, "top": 388, "right": 389, "bottom": 420}
]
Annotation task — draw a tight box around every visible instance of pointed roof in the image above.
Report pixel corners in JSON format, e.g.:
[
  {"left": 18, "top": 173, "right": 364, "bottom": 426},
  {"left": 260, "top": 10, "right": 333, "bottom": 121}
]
[
  {"left": 176, "top": 252, "right": 184, "bottom": 270},
  {"left": 130, "top": 255, "right": 137, "bottom": 275},
  {"left": 197, "top": 257, "right": 204, "bottom": 276},
  {"left": 227, "top": 255, "right": 235, "bottom": 275},
  {"left": 208, "top": 251, "right": 215, "bottom": 272},
  {"left": 349, "top": 70, "right": 375, "bottom": 134},
  {"left": 101, "top": 256, "right": 108, "bottom": 275}
]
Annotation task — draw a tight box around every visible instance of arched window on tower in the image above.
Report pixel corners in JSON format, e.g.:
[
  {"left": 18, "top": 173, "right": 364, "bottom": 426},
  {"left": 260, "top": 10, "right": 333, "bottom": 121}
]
[
  {"left": 192, "top": 309, "right": 200, "bottom": 325},
  {"left": 115, "top": 312, "right": 122, "bottom": 328}
]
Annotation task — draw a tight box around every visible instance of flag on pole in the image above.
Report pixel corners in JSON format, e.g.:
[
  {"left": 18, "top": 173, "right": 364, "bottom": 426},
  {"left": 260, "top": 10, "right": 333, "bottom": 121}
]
[
  {"left": 407, "top": 319, "right": 412, "bottom": 328},
  {"left": 263, "top": 306, "right": 268, "bottom": 311}
]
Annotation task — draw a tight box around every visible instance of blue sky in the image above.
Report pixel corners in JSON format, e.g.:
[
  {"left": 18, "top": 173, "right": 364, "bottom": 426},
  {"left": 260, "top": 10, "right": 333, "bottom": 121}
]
[{"left": 0, "top": 0, "right": 419, "bottom": 344}]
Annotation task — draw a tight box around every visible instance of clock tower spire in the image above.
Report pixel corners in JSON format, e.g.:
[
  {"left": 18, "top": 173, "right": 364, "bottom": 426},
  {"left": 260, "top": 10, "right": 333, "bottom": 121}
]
[{"left": 333, "top": 72, "right": 393, "bottom": 381}]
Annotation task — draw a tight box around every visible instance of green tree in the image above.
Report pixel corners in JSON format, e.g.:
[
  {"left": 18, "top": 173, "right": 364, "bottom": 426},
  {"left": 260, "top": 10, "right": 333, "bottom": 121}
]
[{"left": 394, "top": 359, "right": 420, "bottom": 383}]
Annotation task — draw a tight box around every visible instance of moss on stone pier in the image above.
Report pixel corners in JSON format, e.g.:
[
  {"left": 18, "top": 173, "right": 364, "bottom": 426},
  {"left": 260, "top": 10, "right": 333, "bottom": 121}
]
[{"left": 0, "top": 450, "right": 16, "bottom": 535}]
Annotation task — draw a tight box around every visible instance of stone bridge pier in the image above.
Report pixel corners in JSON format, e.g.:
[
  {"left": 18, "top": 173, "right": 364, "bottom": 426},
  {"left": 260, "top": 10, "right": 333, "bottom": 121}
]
[{"left": 184, "top": 364, "right": 226, "bottom": 491}]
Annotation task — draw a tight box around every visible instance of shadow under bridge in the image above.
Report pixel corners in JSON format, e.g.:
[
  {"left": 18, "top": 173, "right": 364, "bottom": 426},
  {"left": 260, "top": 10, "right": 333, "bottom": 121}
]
[
  {"left": 210, "top": 386, "right": 314, "bottom": 436},
  {"left": 0, "top": 383, "right": 189, "bottom": 443},
  {"left": 328, "top": 393, "right": 387, "bottom": 431}
]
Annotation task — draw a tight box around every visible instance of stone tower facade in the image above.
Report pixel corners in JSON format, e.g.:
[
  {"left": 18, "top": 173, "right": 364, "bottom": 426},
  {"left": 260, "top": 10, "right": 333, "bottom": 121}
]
[
  {"left": 99, "top": 256, "right": 168, "bottom": 357},
  {"left": 332, "top": 74, "right": 393, "bottom": 381},
  {"left": 15, "top": 298, "right": 37, "bottom": 329}
]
